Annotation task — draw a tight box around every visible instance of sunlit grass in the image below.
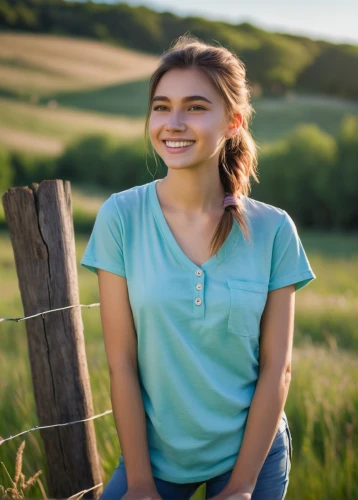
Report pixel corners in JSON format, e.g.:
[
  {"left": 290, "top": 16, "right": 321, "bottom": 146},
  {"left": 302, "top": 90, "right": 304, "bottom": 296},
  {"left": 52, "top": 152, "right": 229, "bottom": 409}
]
[
  {"left": 0, "top": 97, "right": 145, "bottom": 155},
  {"left": 0, "top": 32, "right": 158, "bottom": 97}
]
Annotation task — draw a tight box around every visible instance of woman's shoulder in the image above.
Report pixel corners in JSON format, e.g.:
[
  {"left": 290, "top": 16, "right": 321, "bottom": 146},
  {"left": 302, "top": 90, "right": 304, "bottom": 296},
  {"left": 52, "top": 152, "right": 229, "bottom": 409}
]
[
  {"left": 243, "top": 195, "right": 288, "bottom": 231},
  {"left": 100, "top": 182, "right": 150, "bottom": 219},
  {"left": 111, "top": 182, "right": 148, "bottom": 207},
  {"left": 91, "top": 183, "right": 150, "bottom": 237}
]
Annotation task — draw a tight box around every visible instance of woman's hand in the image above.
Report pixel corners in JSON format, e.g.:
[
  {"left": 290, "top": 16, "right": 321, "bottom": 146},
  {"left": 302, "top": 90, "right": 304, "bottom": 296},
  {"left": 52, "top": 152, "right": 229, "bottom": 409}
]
[
  {"left": 208, "top": 487, "right": 251, "bottom": 500},
  {"left": 121, "top": 485, "right": 163, "bottom": 499}
]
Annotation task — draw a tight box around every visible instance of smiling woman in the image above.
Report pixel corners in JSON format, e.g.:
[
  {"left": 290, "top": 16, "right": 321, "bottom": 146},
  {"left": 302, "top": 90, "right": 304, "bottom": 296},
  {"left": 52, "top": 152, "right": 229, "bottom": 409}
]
[{"left": 80, "top": 32, "right": 316, "bottom": 500}]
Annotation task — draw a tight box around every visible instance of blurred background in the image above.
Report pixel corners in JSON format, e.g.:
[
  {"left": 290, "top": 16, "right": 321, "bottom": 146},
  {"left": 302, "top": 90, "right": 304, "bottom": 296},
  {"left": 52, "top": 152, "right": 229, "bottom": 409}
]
[{"left": 0, "top": 0, "right": 357, "bottom": 498}]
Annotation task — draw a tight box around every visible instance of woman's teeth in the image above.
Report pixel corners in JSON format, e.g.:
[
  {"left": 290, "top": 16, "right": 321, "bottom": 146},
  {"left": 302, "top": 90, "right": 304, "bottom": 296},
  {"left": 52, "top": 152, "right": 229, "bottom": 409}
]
[{"left": 165, "top": 141, "right": 195, "bottom": 148}]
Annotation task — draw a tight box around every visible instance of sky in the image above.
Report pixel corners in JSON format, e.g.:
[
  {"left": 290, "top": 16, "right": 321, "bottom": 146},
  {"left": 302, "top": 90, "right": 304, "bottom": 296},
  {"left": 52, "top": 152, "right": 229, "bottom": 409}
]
[{"left": 125, "top": 0, "right": 358, "bottom": 46}]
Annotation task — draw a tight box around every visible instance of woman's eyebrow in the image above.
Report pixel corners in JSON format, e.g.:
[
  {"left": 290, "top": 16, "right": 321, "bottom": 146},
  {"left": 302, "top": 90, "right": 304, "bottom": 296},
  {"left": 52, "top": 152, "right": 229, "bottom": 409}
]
[{"left": 152, "top": 95, "right": 213, "bottom": 104}]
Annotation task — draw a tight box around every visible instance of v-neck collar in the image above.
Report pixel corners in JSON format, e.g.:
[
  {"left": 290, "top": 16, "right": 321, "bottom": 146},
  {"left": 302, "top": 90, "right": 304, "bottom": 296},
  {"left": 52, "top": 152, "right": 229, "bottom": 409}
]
[{"left": 149, "top": 179, "right": 242, "bottom": 272}]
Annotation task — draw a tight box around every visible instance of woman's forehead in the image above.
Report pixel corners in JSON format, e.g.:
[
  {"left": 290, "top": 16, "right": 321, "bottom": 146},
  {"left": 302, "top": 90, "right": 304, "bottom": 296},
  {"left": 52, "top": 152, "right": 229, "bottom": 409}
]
[{"left": 155, "top": 68, "right": 219, "bottom": 100}]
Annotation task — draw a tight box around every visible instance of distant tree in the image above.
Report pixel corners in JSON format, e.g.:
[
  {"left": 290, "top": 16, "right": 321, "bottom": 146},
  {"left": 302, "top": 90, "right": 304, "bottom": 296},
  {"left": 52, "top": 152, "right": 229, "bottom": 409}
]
[
  {"left": 333, "top": 115, "right": 358, "bottom": 228},
  {"left": 55, "top": 135, "right": 118, "bottom": 184},
  {"left": 255, "top": 124, "right": 337, "bottom": 227},
  {"left": 297, "top": 44, "right": 358, "bottom": 99}
]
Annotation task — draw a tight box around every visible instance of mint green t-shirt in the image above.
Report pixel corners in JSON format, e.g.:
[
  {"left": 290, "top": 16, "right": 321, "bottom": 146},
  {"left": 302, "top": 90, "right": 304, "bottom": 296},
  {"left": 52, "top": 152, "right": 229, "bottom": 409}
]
[{"left": 80, "top": 179, "right": 316, "bottom": 483}]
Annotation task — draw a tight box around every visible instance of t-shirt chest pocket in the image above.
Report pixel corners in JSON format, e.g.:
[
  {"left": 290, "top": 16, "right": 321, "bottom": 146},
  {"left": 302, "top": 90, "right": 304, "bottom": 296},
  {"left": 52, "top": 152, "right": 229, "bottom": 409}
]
[{"left": 226, "top": 279, "right": 269, "bottom": 337}]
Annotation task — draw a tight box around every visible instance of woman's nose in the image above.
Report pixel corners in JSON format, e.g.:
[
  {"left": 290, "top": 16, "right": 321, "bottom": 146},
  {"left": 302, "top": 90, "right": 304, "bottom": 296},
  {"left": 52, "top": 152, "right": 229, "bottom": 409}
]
[{"left": 165, "top": 112, "right": 185, "bottom": 130}]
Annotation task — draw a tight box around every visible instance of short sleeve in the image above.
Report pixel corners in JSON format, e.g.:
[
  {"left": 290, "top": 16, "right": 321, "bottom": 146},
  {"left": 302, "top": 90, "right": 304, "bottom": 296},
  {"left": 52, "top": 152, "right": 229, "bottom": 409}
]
[
  {"left": 80, "top": 194, "right": 126, "bottom": 278},
  {"left": 268, "top": 211, "right": 316, "bottom": 292}
]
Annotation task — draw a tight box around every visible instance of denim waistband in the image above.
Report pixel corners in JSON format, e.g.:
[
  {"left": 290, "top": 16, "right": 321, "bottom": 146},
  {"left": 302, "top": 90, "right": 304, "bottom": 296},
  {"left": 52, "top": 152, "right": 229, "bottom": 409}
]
[{"left": 278, "top": 411, "right": 288, "bottom": 433}]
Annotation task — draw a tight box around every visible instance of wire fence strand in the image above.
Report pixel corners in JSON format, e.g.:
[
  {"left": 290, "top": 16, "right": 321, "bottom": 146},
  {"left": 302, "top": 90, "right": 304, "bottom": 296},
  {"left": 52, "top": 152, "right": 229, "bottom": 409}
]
[
  {"left": 0, "top": 303, "right": 100, "bottom": 323},
  {"left": 0, "top": 409, "right": 113, "bottom": 446}
]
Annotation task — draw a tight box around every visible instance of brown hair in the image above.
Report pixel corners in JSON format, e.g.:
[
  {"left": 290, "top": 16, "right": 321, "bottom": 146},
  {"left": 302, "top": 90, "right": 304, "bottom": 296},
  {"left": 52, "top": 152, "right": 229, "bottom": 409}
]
[{"left": 144, "top": 33, "right": 259, "bottom": 256}]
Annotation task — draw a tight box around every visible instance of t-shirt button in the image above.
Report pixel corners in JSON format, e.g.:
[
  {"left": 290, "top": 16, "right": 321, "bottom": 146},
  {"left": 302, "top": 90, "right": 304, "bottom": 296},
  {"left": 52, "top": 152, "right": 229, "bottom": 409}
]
[
  {"left": 195, "top": 269, "right": 203, "bottom": 276},
  {"left": 196, "top": 283, "right": 203, "bottom": 290},
  {"left": 195, "top": 297, "right": 202, "bottom": 306}
]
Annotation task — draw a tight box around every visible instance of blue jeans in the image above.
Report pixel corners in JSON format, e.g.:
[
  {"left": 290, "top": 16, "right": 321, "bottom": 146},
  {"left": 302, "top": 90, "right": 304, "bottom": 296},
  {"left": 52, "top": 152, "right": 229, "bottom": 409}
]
[{"left": 100, "top": 417, "right": 293, "bottom": 500}]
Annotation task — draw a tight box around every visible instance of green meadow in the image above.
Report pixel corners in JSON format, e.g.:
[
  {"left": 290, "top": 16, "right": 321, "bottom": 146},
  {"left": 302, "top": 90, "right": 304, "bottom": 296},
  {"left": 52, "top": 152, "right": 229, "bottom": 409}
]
[{"left": 0, "top": 32, "right": 357, "bottom": 500}]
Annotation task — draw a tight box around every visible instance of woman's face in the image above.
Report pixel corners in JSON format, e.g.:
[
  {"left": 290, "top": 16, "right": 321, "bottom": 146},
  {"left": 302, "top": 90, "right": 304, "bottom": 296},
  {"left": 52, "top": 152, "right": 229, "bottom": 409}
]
[{"left": 149, "top": 67, "right": 238, "bottom": 173}]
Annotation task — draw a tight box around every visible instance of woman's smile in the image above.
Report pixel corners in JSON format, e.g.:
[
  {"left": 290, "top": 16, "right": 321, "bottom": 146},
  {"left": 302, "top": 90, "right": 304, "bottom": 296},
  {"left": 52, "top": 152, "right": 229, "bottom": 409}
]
[{"left": 162, "top": 140, "right": 196, "bottom": 154}]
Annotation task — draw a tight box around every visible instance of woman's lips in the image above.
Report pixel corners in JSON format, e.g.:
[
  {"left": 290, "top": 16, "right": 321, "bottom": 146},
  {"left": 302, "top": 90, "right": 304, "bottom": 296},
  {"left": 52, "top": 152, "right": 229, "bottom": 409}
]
[{"left": 162, "top": 141, "right": 195, "bottom": 154}]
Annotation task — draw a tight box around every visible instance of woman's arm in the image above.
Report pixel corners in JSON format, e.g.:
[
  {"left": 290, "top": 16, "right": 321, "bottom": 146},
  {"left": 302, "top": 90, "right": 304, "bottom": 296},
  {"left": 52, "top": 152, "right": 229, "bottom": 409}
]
[
  {"left": 223, "top": 284, "right": 295, "bottom": 496},
  {"left": 98, "top": 269, "right": 157, "bottom": 492}
]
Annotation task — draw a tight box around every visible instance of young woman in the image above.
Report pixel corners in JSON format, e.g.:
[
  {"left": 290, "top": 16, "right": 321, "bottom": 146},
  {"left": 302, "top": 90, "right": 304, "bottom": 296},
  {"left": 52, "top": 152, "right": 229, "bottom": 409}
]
[{"left": 80, "top": 34, "right": 316, "bottom": 500}]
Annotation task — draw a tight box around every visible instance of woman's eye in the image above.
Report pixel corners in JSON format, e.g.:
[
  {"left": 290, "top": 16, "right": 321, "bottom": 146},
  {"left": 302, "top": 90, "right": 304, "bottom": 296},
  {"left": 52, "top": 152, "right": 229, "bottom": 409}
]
[{"left": 152, "top": 105, "right": 205, "bottom": 111}]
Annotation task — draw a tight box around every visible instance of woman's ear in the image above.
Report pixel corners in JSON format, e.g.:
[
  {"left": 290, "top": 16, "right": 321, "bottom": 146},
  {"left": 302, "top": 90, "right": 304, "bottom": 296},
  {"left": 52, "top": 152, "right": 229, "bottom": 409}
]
[{"left": 225, "top": 113, "right": 243, "bottom": 139}]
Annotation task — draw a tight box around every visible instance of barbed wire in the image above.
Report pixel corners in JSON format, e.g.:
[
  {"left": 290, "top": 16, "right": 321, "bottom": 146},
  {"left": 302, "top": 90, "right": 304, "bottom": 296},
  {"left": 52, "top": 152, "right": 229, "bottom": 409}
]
[
  {"left": 0, "top": 303, "right": 100, "bottom": 323},
  {"left": 0, "top": 409, "right": 113, "bottom": 445}
]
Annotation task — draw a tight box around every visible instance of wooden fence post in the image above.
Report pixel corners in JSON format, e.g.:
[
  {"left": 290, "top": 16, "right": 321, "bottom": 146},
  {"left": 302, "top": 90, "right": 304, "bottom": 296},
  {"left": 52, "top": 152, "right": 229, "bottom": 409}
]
[{"left": 2, "top": 179, "right": 102, "bottom": 499}]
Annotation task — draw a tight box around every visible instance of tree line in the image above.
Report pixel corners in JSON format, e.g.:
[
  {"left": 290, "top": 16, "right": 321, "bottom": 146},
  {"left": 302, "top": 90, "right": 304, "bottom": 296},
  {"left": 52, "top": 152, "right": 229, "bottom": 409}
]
[
  {"left": 1, "top": 0, "right": 358, "bottom": 99},
  {"left": 1, "top": 115, "right": 357, "bottom": 230}
]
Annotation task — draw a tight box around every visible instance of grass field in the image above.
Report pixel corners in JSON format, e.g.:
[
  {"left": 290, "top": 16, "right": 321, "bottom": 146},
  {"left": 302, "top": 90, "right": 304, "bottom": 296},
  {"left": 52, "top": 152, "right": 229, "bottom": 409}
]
[
  {"left": 0, "top": 185, "right": 358, "bottom": 499},
  {"left": 0, "top": 96, "right": 146, "bottom": 155},
  {"left": 0, "top": 32, "right": 159, "bottom": 95}
]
